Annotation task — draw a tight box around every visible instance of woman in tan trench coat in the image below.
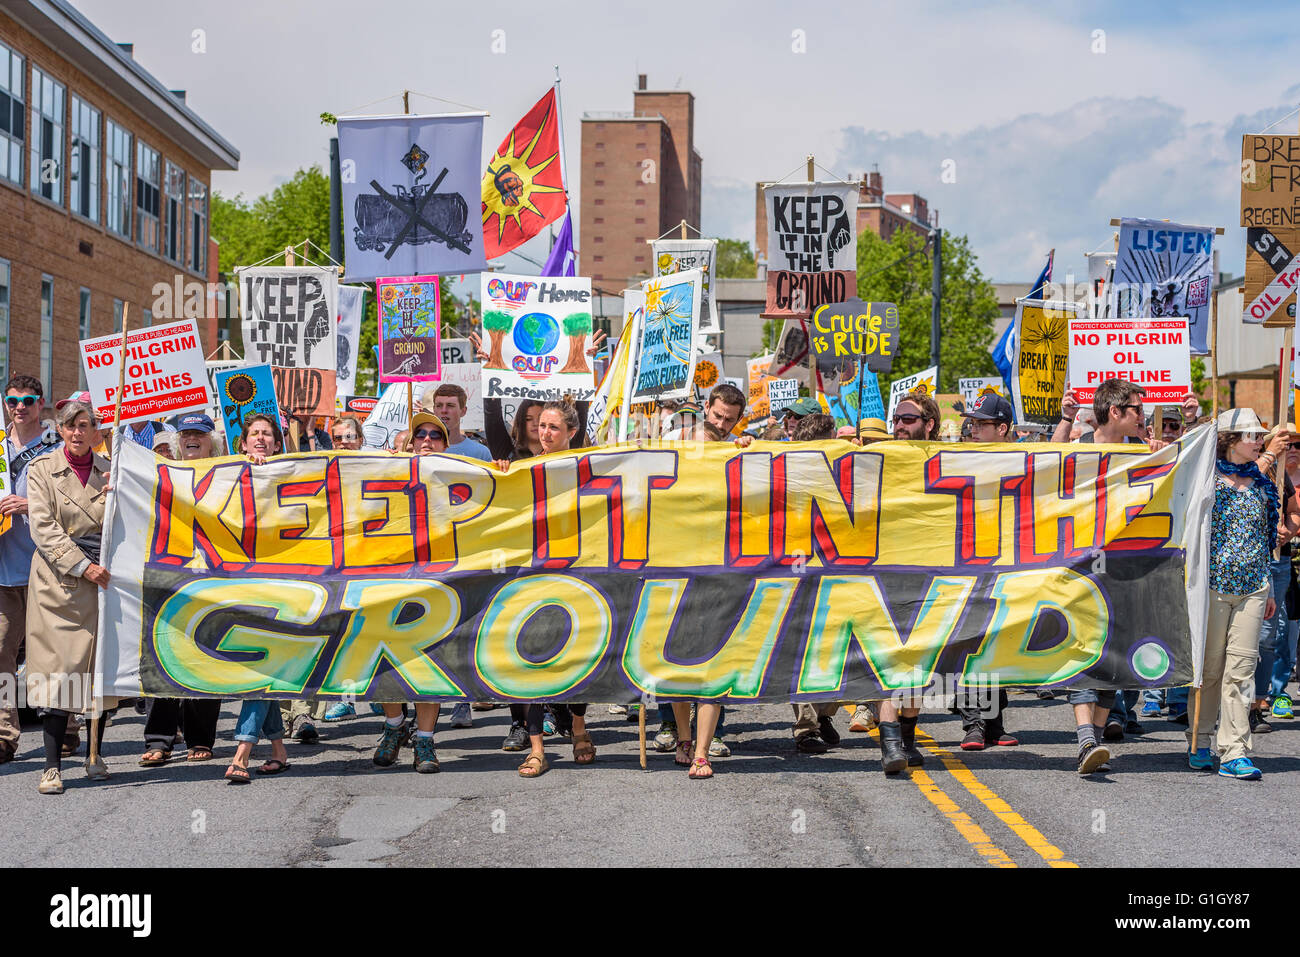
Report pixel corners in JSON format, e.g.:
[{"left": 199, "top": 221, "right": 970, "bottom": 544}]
[{"left": 24, "top": 400, "right": 114, "bottom": 794}]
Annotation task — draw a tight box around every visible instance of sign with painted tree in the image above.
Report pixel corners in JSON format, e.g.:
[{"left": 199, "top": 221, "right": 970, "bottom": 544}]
[{"left": 479, "top": 273, "right": 597, "bottom": 402}]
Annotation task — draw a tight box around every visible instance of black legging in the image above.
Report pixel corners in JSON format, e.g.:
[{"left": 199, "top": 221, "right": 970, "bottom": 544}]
[
  {"left": 512, "top": 703, "right": 588, "bottom": 736},
  {"left": 42, "top": 708, "right": 112, "bottom": 771}
]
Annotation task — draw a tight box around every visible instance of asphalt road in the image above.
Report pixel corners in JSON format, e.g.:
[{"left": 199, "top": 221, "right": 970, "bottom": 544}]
[{"left": 1, "top": 691, "right": 1296, "bottom": 868}]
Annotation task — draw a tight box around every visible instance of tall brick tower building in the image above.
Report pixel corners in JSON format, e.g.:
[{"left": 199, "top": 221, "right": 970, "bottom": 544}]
[{"left": 580, "top": 75, "right": 701, "bottom": 290}]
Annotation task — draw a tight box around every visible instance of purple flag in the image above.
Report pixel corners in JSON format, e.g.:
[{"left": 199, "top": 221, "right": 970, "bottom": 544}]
[{"left": 542, "top": 211, "right": 575, "bottom": 277}]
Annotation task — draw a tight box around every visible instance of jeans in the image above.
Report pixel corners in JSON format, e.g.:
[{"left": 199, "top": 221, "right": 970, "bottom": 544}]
[
  {"left": 233, "top": 699, "right": 285, "bottom": 744},
  {"left": 1254, "top": 558, "right": 1291, "bottom": 699},
  {"left": 1273, "top": 619, "right": 1300, "bottom": 699},
  {"left": 1167, "top": 686, "right": 1189, "bottom": 715},
  {"left": 1108, "top": 690, "right": 1138, "bottom": 725}
]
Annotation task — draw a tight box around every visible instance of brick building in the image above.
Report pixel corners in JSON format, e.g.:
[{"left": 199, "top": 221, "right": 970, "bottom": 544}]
[
  {"left": 754, "top": 169, "right": 933, "bottom": 264},
  {"left": 0, "top": 0, "right": 238, "bottom": 401},
  {"left": 579, "top": 75, "right": 700, "bottom": 291}
]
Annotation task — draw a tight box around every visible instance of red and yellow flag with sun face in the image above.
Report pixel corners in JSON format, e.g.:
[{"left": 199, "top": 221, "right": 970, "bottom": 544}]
[{"left": 481, "top": 88, "right": 566, "bottom": 260}]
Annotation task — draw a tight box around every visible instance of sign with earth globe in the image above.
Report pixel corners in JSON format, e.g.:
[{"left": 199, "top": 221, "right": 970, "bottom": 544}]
[{"left": 479, "top": 273, "right": 597, "bottom": 401}]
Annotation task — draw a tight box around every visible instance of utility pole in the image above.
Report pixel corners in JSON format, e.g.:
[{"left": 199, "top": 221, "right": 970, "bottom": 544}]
[{"left": 931, "top": 228, "right": 943, "bottom": 381}]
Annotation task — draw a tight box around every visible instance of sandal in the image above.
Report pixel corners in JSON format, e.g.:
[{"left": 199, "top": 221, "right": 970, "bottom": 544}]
[
  {"left": 256, "top": 759, "right": 290, "bottom": 775},
  {"left": 224, "top": 764, "right": 250, "bottom": 784},
  {"left": 518, "top": 753, "right": 549, "bottom": 778},
  {"left": 688, "top": 756, "right": 714, "bottom": 779},
  {"left": 572, "top": 731, "right": 596, "bottom": 765},
  {"left": 138, "top": 749, "right": 170, "bottom": 767},
  {"left": 186, "top": 746, "right": 214, "bottom": 762},
  {"left": 675, "top": 738, "right": 694, "bottom": 767}
]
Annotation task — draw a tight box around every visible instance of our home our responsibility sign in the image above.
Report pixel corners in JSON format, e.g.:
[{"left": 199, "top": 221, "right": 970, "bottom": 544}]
[
  {"left": 1067, "top": 316, "right": 1190, "bottom": 407},
  {"left": 79, "top": 319, "right": 210, "bottom": 425}
]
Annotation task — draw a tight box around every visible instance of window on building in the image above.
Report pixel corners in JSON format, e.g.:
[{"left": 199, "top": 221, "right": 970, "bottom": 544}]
[
  {"left": 634, "top": 217, "right": 645, "bottom": 225},
  {"left": 594, "top": 198, "right": 604, "bottom": 206},
  {"left": 78, "top": 288, "right": 90, "bottom": 388},
  {"left": 113, "top": 298, "right": 123, "bottom": 333},
  {"left": 595, "top": 142, "right": 604, "bottom": 150},
  {"left": 69, "top": 95, "right": 99, "bottom": 221},
  {"left": 594, "top": 179, "right": 604, "bottom": 187},
  {"left": 0, "top": 260, "right": 9, "bottom": 385},
  {"left": 188, "top": 177, "right": 207, "bottom": 273},
  {"left": 634, "top": 198, "right": 646, "bottom": 206},
  {"left": 0, "top": 41, "right": 23, "bottom": 186},
  {"left": 163, "top": 160, "right": 185, "bottom": 263},
  {"left": 142, "top": 308, "right": 152, "bottom": 327},
  {"left": 105, "top": 119, "right": 131, "bottom": 237},
  {"left": 634, "top": 236, "right": 645, "bottom": 244},
  {"left": 136, "top": 141, "right": 160, "bottom": 251},
  {"left": 40, "top": 276, "right": 53, "bottom": 396},
  {"left": 592, "top": 255, "right": 604, "bottom": 263},
  {"left": 594, "top": 161, "right": 604, "bottom": 168},
  {"left": 593, "top": 235, "right": 603, "bottom": 243},
  {"left": 592, "top": 217, "right": 603, "bottom": 224},
  {"left": 635, "top": 142, "right": 646, "bottom": 150},
  {"left": 29, "top": 65, "right": 64, "bottom": 203},
  {"left": 635, "top": 123, "right": 645, "bottom": 132}
]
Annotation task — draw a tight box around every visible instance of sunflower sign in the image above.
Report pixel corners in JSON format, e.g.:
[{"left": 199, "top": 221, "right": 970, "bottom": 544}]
[
  {"left": 213, "top": 363, "right": 279, "bottom": 440},
  {"left": 378, "top": 275, "right": 442, "bottom": 383},
  {"left": 693, "top": 351, "right": 724, "bottom": 400},
  {"left": 479, "top": 273, "right": 597, "bottom": 402},
  {"left": 886, "top": 365, "right": 938, "bottom": 420}
]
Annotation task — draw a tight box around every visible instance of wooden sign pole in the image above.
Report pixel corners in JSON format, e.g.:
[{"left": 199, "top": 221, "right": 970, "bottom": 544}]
[{"left": 283, "top": 245, "right": 301, "bottom": 452}]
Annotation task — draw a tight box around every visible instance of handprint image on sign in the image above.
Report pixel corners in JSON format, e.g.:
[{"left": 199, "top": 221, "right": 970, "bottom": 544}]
[
  {"left": 764, "top": 182, "right": 858, "bottom": 317},
  {"left": 479, "top": 273, "right": 597, "bottom": 403},
  {"left": 377, "top": 275, "right": 442, "bottom": 383}
]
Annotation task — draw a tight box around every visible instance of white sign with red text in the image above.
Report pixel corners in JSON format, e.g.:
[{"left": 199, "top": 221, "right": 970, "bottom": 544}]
[
  {"left": 80, "top": 319, "right": 211, "bottom": 425},
  {"left": 1067, "top": 317, "right": 1190, "bottom": 408}
]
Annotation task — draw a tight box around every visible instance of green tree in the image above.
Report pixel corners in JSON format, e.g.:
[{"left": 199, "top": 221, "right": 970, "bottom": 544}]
[
  {"left": 482, "top": 310, "right": 513, "bottom": 370},
  {"left": 560, "top": 311, "right": 592, "bottom": 374},
  {"left": 716, "top": 238, "right": 757, "bottom": 279},
  {"left": 856, "top": 229, "right": 999, "bottom": 393}
]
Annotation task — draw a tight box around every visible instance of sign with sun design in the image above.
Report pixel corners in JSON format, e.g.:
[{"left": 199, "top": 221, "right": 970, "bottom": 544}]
[
  {"left": 213, "top": 363, "right": 279, "bottom": 441},
  {"left": 481, "top": 88, "right": 566, "bottom": 260},
  {"left": 1011, "top": 298, "right": 1084, "bottom": 427},
  {"left": 632, "top": 270, "right": 703, "bottom": 402}
]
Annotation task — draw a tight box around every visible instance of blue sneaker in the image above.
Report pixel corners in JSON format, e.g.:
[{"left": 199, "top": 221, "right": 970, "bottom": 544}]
[
  {"left": 1218, "top": 757, "right": 1262, "bottom": 780},
  {"left": 1188, "top": 747, "right": 1215, "bottom": 771},
  {"left": 1271, "top": 694, "right": 1293, "bottom": 719},
  {"left": 323, "top": 702, "right": 356, "bottom": 722},
  {"left": 1140, "top": 701, "right": 1162, "bottom": 718}
]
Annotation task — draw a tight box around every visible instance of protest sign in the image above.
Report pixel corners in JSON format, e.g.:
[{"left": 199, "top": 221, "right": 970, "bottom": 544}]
[
  {"left": 810, "top": 299, "right": 899, "bottom": 377},
  {"left": 824, "top": 359, "right": 885, "bottom": 427},
  {"left": 239, "top": 266, "right": 338, "bottom": 417},
  {"left": 652, "top": 239, "right": 718, "bottom": 332},
  {"left": 480, "top": 273, "right": 596, "bottom": 403},
  {"left": 1011, "top": 299, "right": 1080, "bottom": 427},
  {"left": 1110, "top": 219, "right": 1213, "bottom": 354},
  {"left": 764, "top": 182, "right": 858, "bottom": 316},
  {"left": 360, "top": 381, "right": 409, "bottom": 449},
  {"left": 96, "top": 428, "right": 1215, "bottom": 702},
  {"left": 768, "top": 317, "right": 813, "bottom": 377},
  {"left": 205, "top": 359, "right": 242, "bottom": 423},
  {"left": 1068, "top": 317, "right": 1191, "bottom": 408},
  {"left": 213, "top": 364, "right": 278, "bottom": 440},
  {"left": 338, "top": 112, "right": 487, "bottom": 281},
  {"left": 442, "top": 338, "right": 474, "bottom": 365},
  {"left": 958, "top": 377, "right": 1006, "bottom": 410},
  {"left": 80, "top": 319, "right": 210, "bottom": 426},
  {"left": 378, "top": 274, "right": 442, "bottom": 382},
  {"left": 692, "top": 351, "right": 724, "bottom": 400},
  {"left": 1241, "top": 135, "right": 1300, "bottom": 229},
  {"left": 767, "top": 378, "right": 800, "bottom": 415},
  {"left": 747, "top": 354, "right": 777, "bottom": 419},
  {"left": 336, "top": 285, "right": 367, "bottom": 396},
  {"left": 426, "top": 362, "right": 484, "bottom": 431},
  {"left": 632, "top": 270, "right": 702, "bottom": 401},
  {"left": 0, "top": 427, "right": 10, "bottom": 536},
  {"left": 1244, "top": 226, "right": 1300, "bottom": 326},
  {"left": 887, "top": 365, "right": 938, "bottom": 420},
  {"left": 342, "top": 395, "right": 378, "bottom": 418}
]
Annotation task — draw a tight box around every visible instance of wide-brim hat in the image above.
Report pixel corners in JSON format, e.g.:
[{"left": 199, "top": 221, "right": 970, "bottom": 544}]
[
  {"left": 407, "top": 411, "right": 449, "bottom": 448},
  {"left": 1216, "top": 408, "right": 1268, "bottom": 436}
]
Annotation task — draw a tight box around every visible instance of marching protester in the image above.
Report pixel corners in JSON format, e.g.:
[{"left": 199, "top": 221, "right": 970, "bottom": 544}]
[
  {"left": 23, "top": 400, "right": 114, "bottom": 794},
  {"left": 225, "top": 413, "right": 293, "bottom": 783},
  {"left": 1267, "top": 433, "right": 1300, "bottom": 720},
  {"left": 1252, "top": 422, "right": 1300, "bottom": 732},
  {"left": 0, "top": 375, "right": 65, "bottom": 765},
  {"left": 330, "top": 415, "right": 364, "bottom": 452}
]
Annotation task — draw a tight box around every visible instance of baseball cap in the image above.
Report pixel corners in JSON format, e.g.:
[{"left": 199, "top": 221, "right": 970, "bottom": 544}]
[
  {"left": 176, "top": 412, "right": 215, "bottom": 434},
  {"left": 965, "top": 393, "right": 1014, "bottom": 424},
  {"left": 782, "top": 397, "right": 822, "bottom": 418},
  {"left": 55, "top": 391, "right": 91, "bottom": 410}
]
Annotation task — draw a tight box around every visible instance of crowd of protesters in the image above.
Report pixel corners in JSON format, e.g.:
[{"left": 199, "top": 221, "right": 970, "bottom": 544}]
[{"left": 2, "top": 362, "right": 1296, "bottom": 792}]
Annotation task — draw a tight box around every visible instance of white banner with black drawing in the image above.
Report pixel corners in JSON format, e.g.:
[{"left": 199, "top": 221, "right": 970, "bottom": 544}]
[{"left": 238, "top": 266, "right": 338, "bottom": 418}]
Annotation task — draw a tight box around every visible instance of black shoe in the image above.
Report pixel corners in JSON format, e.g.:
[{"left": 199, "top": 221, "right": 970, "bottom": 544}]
[
  {"left": 899, "top": 722, "right": 924, "bottom": 766},
  {"left": 295, "top": 720, "right": 319, "bottom": 744},
  {"left": 501, "top": 722, "right": 529, "bottom": 752},
  {"left": 1250, "top": 709, "right": 1273, "bottom": 734},
  {"left": 878, "top": 721, "right": 907, "bottom": 775},
  {"left": 795, "top": 732, "right": 829, "bottom": 754},
  {"left": 1077, "top": 742, "right": 1111, "bottom": 774},
  {"left": 1035, "top": 689, "right": 1056, "bottom": 700},
  {"left": 1171, "top": 709, "right": 1189, "bottom": 725},
  {"left": 1124, "top": 719, "right": 1143, "bottom": 735},
  {"left": 818, "top": 715, "right": 841, "bottom": 746},
  {"left": 1102, "top": 719, "right": 1124, "bottom": 741}
]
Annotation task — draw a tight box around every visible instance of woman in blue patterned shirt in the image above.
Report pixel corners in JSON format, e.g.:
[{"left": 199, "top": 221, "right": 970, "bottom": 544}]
[{"left": 1192, "top": 410, "right": 1289, "bottom": 780}]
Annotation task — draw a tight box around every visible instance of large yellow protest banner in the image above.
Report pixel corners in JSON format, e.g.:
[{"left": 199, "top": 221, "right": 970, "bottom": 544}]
[{"left": 96, "top": 428, "right": 1214, "bottom": 703}]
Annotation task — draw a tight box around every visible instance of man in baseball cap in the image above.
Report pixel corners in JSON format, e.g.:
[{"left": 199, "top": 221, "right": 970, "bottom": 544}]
[
  {"left": 781, "top": 396, "right": 821, "bottom": 438},
  {"left": 964, "top": 392, "right": 1015, "bottom": 442}
]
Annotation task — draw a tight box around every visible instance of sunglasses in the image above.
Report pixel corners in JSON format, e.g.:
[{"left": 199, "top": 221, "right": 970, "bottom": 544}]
[
  {"left": 892, "top": 413, "right": 923, "bottom": 425},
  {"left": 413, "top": 428, "right": 445, "bottom": 441},
  {"left": 4, "top": 395, "right": 38, "bottom": 407},
  {"left": 1119, "top": 404, "right": 1143, "bottom": 414},
  {"left": 331, "top": 433, "right": 353, "bottom": 442}
]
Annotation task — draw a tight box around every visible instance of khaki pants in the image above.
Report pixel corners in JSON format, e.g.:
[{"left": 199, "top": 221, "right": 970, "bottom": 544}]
[
  {"left": 792, "top": 702, "right": 840, "bottom": 737},
  {"left": 0, "top": 585, "right": 25, "bottom": 749},
  {"left": 1188, "top": 585, "right": 1266, "bottom": 762},
  {"left": 279, "top": 699, "right": 327, "bottom": 728}
]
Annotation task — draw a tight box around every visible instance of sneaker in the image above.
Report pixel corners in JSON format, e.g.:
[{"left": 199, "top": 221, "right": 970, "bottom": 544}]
[
  {"left": 1171, "top": 709, "right": 1189, "bottom": 726},
  {"left": 323, "top": 702, "right": 356, "bottom": 722},
  {"left": 607, "top": 704, "right": 628, "bottom": 715},
  {"left": 818, "top": 715, "right": 841, "bottom": 746},
  {"left": 471, "top": 702, "right": 497, "bottom": 711},
  {"left": 960, "top": 727, "right": 986, "bottom": 751},
  {"left": 989, "top": 729, "right": 1019, "bottom": 747},
  {"left": 412, "top": 735, "right": 440, "bottom": 773},
  {"left": 1077, "top": 742, "right": 1111, "bottom": 775},
  {"left": 795, "top": 732, "right": 829, "bottom": 754},
  {"left": 372, "top": 721, "right": 409, "bottom": 767},
  {"left": 625, "top": 704, "right": 640, "bottom": 722},
  {"left": 542, "top": 711, "right": 557, "bottom": 736},
  {"left": 38, "top": 768, "right": 63, "bottom": 795},
  {"left": 1188, "top": 747, "right": 1216, "bottom": 771},
  {"left": 1250, "top": 709, "right": 1273, "bottom": 734},
  {"left": 1102, "top": 719, "right": 1124, "bottom": 741},
  {"left": 1271, "top": 695, "right": 1293, "bottom": 719},
  {"left": 1218, "top": 757, "right": 1262, "bottom": 780},
  {"left": 295, "top": 719, "right": 319, "bottom": 743},
  {"left": 1035, "top": 689, "right": 1056, "bottom": 700},
  {"left": 708, "top": 736, "right": 730, "bottom": 757},
  {"left": 1139, "top": 701, "right": 1163, "bottom": 718},
  {"left": 848, "top": 706, "right": 876, "bottom": 733},
  {"left": 501, "top": 722, "right": 530, "bottom": 752},
  {"left": 1124, "top": 719, "right": 1143, "bottom": 736},
  {"left": 369, "top": 703, "right": 385, "bottom": 715},
  {"left": 84, "top": 755, "right": 109, "bottom": 781},
  {"left": 449, "top": 703, "right": 473, "bottom": 728},
  {"left": 653, "top": 721, "right": 678, "bottom": 752}
]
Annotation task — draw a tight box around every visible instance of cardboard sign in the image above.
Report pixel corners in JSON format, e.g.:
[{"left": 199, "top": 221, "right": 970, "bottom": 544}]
[
  {"left": 887, "top": 365, "right": 938, "bottom": 420},
  {"left": 764, "top": 182, "right": 858, "bottom": 316},
  {"left": 692, "top": 351, "right": 725, "bottom": 399},
  {"left": 425, "top": 361, "right": 484, "bottom": 431},
  {"left": 239, "top": 266, "right": 338, "bottom": 417},
  {"left": 480, "top": 273, "right": 596, "bottom": 402},
  {"left": 1068, "top": 317, "right": 1191, "bottom": 408},
  {"left": 1245, "top": 225, "right": 1300, "bottom": 327},
  {"left": 1241, "top": 135, "right": 1300, "bottom": 228},
  {"left": 633, "top": 270, "right": 702, "bottom": 401},
  {"left": 378, "top": 274, "right": 442, "bottom": 382},
  {"left": 767, "top": 378, "right": 800, "bottom": 415},
  {"left": 747, "top": 354, "right": 777, "bottom": 419},
  {"left": 958, "top": 377, "right": 1006, "bottom": 410},
  {"left": 1011, "top": 299, "right": 1081, "bottom": 427},
  {"left": 810, "top": 299, "right": 899, "bottom": 376},
  {"left": 80, "top": 318, "right": 210, "bottom": 426},
  {"left": 213, "top": 363, "right": 279, "bottom": 440}
]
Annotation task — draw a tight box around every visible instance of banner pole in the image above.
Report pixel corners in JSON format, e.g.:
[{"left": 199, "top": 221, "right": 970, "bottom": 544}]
[
  {"left": 638, "top": 701, "right": 647, "bottom": 770},
  {"left": 407, "top": 380, "right": 414, "bottom": 444},
  {"left": 855, "top": 365, "right": 863, "bottom": 442}
]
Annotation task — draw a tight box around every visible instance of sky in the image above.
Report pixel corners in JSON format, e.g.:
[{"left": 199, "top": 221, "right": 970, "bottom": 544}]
[{"left": 75, "top": 0, "right": 1300, "bottom": 286}]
